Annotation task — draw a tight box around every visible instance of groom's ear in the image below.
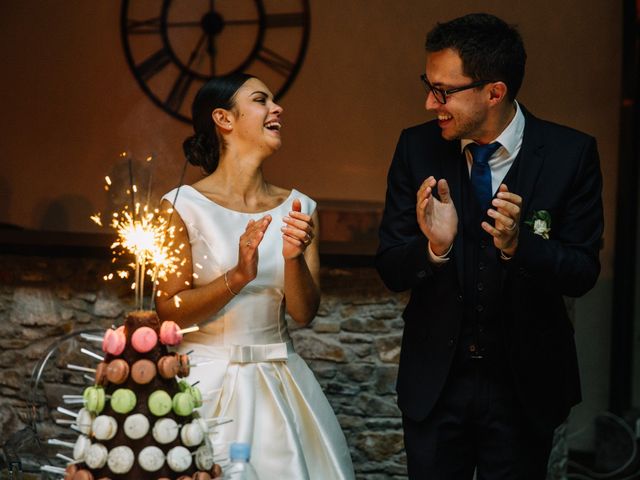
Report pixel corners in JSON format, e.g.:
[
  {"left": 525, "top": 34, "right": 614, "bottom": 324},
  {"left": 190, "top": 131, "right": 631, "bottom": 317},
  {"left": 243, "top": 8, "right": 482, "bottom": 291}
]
[{"left": 488, "top": 81, "right": 508, "bottom": 105}]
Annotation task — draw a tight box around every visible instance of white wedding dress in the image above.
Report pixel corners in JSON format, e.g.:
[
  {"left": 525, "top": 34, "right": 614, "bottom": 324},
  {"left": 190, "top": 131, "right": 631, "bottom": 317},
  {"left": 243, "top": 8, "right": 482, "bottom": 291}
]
[{"left": 162, "top": 185, "right": 355, "bottom": 480}]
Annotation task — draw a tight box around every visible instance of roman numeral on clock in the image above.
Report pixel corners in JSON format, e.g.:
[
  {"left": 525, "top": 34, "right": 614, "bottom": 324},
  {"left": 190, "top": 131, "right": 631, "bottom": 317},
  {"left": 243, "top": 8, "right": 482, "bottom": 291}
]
[
  {"left": 136, "top": 49, "right": 172, "bottom": 82},
  {"left": 127, "top": 17, "right": 161, "bottom": 35},
  {"left": 165, "top": 70, "right": 195, "bottom": 112}
]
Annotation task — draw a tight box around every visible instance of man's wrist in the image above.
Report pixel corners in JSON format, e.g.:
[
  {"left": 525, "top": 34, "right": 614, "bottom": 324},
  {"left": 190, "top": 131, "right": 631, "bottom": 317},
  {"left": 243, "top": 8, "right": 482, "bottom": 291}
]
[
  {"left": 428, "top": 242, "right": 453, "bottom": 264},
  {"left": 431, "top": 242, "right": 453, "bottom": 257},
  {"left": 500, "top": 250, "right": 513, "bottom": 260},
  {"left": 500, "top": 242, "right": 517, "bottom": 259}
]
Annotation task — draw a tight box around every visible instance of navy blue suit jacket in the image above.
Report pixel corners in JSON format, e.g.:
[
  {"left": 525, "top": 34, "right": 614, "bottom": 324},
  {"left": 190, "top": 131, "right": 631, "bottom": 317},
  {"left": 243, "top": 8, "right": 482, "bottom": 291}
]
[{"left": 375, "top": 107, "right": 603, "bottom": 436}]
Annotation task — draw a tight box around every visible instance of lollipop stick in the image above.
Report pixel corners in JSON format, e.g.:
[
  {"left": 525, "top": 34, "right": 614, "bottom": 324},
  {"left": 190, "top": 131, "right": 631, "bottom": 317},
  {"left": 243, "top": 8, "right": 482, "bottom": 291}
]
[
  {"left": 57, "top": 407, "right": 79, "bottom": 418},
  {"left": 204, "top": 416, "right": 232, "bottom": 427},
  {"left": 41, "top": 465, "right": 66, "bottom": 474},
  {"left": 48, "top": 438, "right": 75, "bottom": 448},
  {"left": 56, "top": 453, "right": 75, "bottom": 463},
  {"left": 210, "top": 421, "right": 233, "bottom": 430},
  {"left": 67, "top": 363, "right": 96, "bottom": 373},
  {"left": 80, "top": 333, "right": 104, "bottom": 342},
  {"left": 80, "top": 348, "right": 104, "bottom": 361},
  {"left": 179, "top": 326, "right": 199, "bottom": 334},
  {"left": 55, "top": 419, "right": 75, "bottom": 425}
]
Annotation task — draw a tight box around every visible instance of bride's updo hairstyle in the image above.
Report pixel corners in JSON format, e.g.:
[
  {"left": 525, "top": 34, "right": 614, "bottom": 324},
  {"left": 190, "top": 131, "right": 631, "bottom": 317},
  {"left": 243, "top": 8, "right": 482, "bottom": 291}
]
[{"left": 183, "top": 73, "right": 255, "bottom": 174}]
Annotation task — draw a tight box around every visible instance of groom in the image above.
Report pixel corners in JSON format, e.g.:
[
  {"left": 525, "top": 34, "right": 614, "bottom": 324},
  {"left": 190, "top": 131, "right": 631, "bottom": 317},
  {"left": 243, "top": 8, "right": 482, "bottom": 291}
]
[{"left": 376, "top": 13, "right": 603, "bottom": 479}]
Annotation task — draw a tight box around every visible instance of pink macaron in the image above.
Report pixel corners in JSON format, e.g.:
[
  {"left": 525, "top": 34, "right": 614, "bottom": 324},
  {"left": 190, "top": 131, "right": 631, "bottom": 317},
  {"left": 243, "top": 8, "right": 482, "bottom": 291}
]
[
  {"left": 102, "top": 326, "right": 126, "bottom": 356},
  {"left": 131, "top": 326, "right": 158, "bottom": 353},
  {"left": 159, "top": 321, "right": 182, "bottom": 346}
]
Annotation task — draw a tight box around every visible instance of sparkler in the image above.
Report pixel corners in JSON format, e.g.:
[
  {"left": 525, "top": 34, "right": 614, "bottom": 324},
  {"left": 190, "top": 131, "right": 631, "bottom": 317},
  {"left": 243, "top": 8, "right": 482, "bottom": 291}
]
[{"left": 91, "top": 154, "right": 185, "bottom": 310}]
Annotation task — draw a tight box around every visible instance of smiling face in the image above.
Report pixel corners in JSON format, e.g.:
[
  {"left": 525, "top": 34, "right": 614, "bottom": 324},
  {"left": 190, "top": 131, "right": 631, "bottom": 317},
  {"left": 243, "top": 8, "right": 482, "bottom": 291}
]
[
  {"left": 424, "top": 48, "right": 492, "bottom": 142},
  {"left": 228, "top": 77, "right": 284, "bottom": 155}
]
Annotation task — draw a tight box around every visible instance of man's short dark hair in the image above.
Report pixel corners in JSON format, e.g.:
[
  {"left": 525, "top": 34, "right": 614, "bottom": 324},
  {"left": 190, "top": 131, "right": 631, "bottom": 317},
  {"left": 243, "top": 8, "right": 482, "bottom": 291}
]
[{"left": 425, "top": 13, "right": 526, "bottom": 101}]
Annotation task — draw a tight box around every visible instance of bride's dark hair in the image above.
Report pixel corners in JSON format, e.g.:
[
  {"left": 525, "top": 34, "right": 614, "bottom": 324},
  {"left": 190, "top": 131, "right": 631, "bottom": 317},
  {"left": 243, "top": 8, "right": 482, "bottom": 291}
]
[{"left": 183, "top": 73, "right": 255, "bottom": 174}]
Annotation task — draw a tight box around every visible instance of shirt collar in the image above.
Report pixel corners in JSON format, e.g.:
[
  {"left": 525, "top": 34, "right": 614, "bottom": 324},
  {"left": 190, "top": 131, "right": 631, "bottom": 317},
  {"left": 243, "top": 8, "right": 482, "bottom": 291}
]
[{"left": 460, "top": 101, "right": 525, "bottom": 155}]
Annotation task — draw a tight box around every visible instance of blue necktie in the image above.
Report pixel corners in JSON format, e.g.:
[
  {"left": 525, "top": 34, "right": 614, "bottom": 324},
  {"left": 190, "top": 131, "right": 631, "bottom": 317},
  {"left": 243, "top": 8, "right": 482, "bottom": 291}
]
[{"left": 468, "top": 142, "right": 501, "bottom": 210}]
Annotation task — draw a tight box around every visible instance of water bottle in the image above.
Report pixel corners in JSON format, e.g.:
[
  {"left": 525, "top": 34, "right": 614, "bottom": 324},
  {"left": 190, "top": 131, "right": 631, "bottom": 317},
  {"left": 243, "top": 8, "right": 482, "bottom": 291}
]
[{"left": 226, "top": 442, "right": 259, "bottom": 480}]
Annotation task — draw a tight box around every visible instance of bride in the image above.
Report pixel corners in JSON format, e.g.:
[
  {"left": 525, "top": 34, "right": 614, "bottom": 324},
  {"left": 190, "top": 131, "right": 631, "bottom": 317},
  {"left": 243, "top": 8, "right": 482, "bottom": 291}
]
[{"left": 156, "top": 73, "right": 355, "bottom": 479}]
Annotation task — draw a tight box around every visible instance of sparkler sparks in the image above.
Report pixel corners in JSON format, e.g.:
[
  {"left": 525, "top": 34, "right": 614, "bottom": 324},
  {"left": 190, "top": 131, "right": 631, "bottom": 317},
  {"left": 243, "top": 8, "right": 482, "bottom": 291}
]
[
  {"left": 90, "top": 213, "right": 102, "bottom": 227},
  {"left": 109, "top": 207, "right": 182, "bottom": 308},
  {"left": 91, "top": 153, "right": 185, "bottom": 310}
]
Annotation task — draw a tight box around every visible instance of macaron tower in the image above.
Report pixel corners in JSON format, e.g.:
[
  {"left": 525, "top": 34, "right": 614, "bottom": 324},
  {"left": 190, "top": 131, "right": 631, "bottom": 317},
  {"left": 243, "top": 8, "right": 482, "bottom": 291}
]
[{"left": 50, "top": 311, "right": 221, "bottom": 480}]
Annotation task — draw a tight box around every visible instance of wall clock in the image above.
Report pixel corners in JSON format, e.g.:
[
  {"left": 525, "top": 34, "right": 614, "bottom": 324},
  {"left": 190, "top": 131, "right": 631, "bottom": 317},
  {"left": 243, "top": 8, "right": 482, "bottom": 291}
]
[{"left": 121, "top": 0, "right": 310, "bottom": 123}]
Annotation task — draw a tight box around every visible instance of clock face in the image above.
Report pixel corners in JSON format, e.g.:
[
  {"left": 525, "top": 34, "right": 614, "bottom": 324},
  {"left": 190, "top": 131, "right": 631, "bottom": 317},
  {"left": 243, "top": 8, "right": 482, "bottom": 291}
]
[{"left": 121, "top": 0, "right": 310, "bottom": 123}]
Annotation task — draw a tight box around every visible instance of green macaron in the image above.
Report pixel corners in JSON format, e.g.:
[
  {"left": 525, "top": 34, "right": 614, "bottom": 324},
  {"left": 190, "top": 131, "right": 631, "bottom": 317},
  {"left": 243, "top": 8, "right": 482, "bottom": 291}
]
[
  {"left": 83, "top": 386, "right": 106, "bottom": 414},
  {"left": 172, "top": 391, "right": 195, "bottom": 416},
  {"left": 176, "top": 380, "right": 202, "bottom": 408},
  {"left": 189, "top": 386, "right": 203, "bottom": 408},
  {"left": 148, "top": 390, "right": 173, "bottom": 417},
  {"left": 110, "top": 388, "right": 137, "bottom": 414}
]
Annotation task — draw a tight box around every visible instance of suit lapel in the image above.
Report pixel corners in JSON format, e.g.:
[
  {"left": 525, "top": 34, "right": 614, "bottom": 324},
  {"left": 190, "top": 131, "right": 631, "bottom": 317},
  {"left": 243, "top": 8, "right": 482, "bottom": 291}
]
[
  {"left": 439, "top": 139, "right": 464, "bottom": 288},
  {"left": 514, "top": 108, "right": 546, "bottom": 217}
]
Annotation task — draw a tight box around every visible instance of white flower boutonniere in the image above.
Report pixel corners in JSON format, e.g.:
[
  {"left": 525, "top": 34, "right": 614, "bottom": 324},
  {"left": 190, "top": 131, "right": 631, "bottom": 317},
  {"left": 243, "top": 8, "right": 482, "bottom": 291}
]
[{"left": 525, "top": 210, "right": 551, "bottom": 239}]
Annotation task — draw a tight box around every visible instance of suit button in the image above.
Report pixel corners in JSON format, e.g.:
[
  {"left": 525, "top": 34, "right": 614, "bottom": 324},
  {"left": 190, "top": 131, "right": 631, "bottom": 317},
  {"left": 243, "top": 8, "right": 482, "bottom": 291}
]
[
  {"left": 417, "top": 270, "right": 427, "bottom": 279},
  {"left": 448, "top": 338, "right": 455, "bottom": 347},
  {"left": 457, "top": 293, "right": 463, "bottom": 302},
  {"left": 477, "top": 282, "right": 484, "bottom": 291},
  {"left": 478, "top": 325, "right": 484, "bottom": 333},
  {"left": 476, "top": 304, "right": 484, "bottom": 312},
  {"left": 480, "top": 241, "right": 487, "bottom": 249},
  {"left": 478, "top": 262, "right": 486, "bottom": 270}
]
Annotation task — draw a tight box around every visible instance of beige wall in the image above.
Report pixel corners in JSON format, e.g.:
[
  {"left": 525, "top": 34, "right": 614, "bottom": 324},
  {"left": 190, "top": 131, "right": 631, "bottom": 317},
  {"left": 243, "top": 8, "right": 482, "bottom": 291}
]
[
  {"left": 1, "top": 1, "right": 620, "bottom": 275},
  {"left": 0, "top": 0, "right": 622, "bottom": 450}
]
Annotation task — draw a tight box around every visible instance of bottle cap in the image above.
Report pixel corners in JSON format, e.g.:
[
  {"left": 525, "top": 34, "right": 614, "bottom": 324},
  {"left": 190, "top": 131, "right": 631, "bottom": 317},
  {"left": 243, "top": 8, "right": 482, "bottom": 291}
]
[{"left": 230, "top": 442, "right": 251, "bottom": 461}]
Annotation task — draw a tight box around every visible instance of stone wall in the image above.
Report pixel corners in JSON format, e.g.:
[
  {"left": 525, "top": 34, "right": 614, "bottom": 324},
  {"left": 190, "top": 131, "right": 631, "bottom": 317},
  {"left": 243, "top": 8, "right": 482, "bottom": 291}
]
[{"left": 0, "top": 254, "right": 408, "bottom": 479}]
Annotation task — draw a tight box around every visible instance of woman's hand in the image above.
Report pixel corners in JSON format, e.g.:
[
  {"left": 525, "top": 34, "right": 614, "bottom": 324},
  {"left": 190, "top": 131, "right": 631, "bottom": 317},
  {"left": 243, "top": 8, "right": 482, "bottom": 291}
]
[
  {"left": 282, "top": 198, "right": 314, "bottom": 260},
  {"left": 233, "top": 215, "right": 271, "bottom": 284}
]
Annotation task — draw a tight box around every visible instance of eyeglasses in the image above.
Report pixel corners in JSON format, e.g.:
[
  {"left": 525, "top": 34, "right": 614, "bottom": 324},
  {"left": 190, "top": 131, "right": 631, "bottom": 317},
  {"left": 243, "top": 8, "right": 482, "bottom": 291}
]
[{"left": 420, "top": 74, "right": 492, "bottom": 104}]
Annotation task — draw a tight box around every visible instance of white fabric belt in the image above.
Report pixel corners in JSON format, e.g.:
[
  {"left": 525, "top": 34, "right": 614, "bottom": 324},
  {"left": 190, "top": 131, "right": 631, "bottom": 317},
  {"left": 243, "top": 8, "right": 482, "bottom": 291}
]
[{"left": 229, "top": 341, "right": 291, "bottom": 363}]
